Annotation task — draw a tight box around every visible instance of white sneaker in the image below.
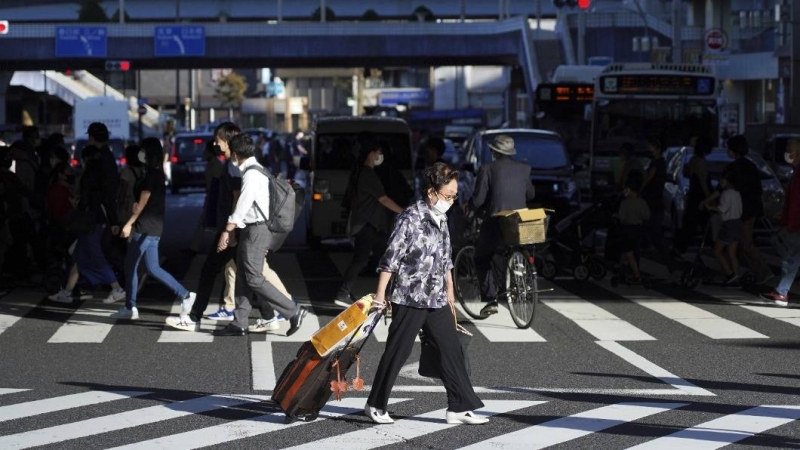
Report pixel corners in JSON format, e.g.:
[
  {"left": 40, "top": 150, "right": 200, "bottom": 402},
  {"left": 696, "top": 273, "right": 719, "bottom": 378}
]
[
  {"left": 248, "top": 317, "right": 280, "bottom": 333},
  {"left": 446, "top": 410, "right": 489, "bottom": 425},
  {"left": 103, "top": 287, "right": 126, "bottom": 304},
  {"left": 48, "top": 289, "right": 73, "bottom": 304},
  {"left": 181, "top": 292, "right": 196, "bottom": 315},
  {"left": 111, "top": 306, "right": 139, "bottom": 320},
  {"left": 364, "top": 404, "right": 394, "bottom": 424},
  {"left": 165, "top": 315, "right": 199, "bottom": 332}
]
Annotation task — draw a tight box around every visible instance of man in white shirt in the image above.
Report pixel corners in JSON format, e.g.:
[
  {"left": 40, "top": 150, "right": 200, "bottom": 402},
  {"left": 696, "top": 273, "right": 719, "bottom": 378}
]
[{"left": 214, "top": 134, "right": 307, "bottom": 336}]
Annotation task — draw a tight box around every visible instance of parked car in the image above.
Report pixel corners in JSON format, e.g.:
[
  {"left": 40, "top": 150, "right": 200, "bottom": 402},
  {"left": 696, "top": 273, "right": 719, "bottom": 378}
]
[
  {"left": 170, "top": 132, "right": 212, "bottom": 194},
  {"left": 663, "top": 147, "right": 785, "bottom": 234},
  {"left": 72, "top": 138, "right": 126, "bottom": 168},
  {"left": 463, "top": 129, "right": 580, "bottom": 219}
]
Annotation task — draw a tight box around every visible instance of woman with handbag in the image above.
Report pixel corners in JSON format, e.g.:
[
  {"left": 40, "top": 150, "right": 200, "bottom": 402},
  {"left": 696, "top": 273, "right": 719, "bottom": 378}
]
[{"left": 365, "top": 162, "right": 487, "bottom": 426}]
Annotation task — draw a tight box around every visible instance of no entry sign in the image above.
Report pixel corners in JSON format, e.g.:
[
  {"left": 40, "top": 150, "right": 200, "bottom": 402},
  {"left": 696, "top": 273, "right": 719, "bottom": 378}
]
[{"left": 704, "top": 28, "right": 728, "bottom": 52}]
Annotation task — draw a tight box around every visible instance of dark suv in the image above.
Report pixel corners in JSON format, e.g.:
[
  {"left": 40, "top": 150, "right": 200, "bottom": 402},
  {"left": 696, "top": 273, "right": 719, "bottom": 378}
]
[
  {"left": 463, "top": 129, "right": 579, "bottom": 220},
  {"left": 170, "top": 132, "right": 212, "bottom": 194}
]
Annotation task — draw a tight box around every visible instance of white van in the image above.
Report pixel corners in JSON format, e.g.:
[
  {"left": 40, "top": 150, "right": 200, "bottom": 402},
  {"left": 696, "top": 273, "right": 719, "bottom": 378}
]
[{"left": 308, "top": 116, "right": 413, "bottom": 246}]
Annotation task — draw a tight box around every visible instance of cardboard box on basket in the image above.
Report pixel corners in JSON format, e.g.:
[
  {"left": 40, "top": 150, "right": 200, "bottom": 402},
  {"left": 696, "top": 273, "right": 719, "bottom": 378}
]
[
  {"left": 310, "top": 294, "right": 374, "bottom": 356},
  {"left": 495, "top": 208, "right": 551, "bottom": 245}
]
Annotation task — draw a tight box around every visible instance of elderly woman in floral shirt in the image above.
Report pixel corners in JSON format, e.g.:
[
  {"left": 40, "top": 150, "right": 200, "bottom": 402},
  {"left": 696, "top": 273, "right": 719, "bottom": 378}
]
[{"left": 365, "top": 162, "right": 487, "bottom": 426}]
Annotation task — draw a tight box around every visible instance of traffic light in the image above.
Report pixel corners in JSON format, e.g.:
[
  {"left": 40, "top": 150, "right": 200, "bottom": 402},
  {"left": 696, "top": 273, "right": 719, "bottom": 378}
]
[
  {"left": 553, "top": 0, "right": 589, "bottom": 8},
  {"left": 578, "top": 0, "right": 591, "bottom": 9},
  {"left": 105, "top": 60, "right": 130, "bottom": 72}
]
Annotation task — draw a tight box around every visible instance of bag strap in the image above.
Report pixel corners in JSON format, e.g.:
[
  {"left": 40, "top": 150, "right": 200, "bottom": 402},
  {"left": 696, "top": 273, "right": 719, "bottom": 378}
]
[{"left": 243, "top": 165, "right": 271, "bottom": 223}]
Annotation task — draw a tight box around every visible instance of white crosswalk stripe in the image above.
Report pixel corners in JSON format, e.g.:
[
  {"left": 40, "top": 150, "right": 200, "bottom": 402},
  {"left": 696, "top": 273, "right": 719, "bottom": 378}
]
[
  {"left": 0, "top": 293, "right": 42, "bottom": 338},
  {"left": 47, "top": 304, "right": 120, "bottom": 343},
  {"left": 0, "top": 388, "right": 797, "bottom": 449},
  {"left": 541, "top": 297, "right": 656, "bottom": 341}
]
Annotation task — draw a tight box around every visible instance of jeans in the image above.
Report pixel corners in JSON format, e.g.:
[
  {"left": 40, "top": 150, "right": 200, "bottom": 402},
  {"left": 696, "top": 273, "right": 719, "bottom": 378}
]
[
  {"left": 125, "top": 232, "right": 188, "bottom": 310},
  {"left": 776, "top": 232, "right": 800, "bottom": 296}
]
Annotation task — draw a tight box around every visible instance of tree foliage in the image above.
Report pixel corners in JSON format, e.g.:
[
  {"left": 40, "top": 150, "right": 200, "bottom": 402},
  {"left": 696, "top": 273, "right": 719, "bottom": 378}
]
[
  {"left": 411, "top": 5, "right": 436, "bottom": 22},
  {"left": 77, "top": 0, "right": 108, "bottom": 22},
  {"left": 361, "top": 9, "right": 380, "bottom": 21},
  {"left": 215, "top": 71, "right": 249, "bottom": 107},
  {"left": 111, "top": 8, "right": 131, "bottom": 22},
  {"left": 311, "top": 6, "right": 336, "bottom": 22}
]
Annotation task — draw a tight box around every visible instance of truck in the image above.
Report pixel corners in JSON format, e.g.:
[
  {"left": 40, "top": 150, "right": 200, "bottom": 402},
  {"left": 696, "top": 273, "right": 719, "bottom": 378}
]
[{"left": 73, "top": 97, "right": 129, "bottom": 140}]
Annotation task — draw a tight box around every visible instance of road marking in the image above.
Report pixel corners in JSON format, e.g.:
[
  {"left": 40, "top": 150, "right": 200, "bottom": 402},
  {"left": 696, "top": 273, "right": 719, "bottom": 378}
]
[
  {"left": 541, "top": 298, "right": 656, "bottom": 341},
  {"left": 285, "top": 400, "right": 543, "bottom": 450},
  {"left": 454, "top": 303, "right": 546, "bottom": 342},
  {"left": 597, "top": 341, "right": 715, "bottom": 396},
  {"left": 0, "top": 389, "right": 28, "bottom": 396},
  {"left": 0, "top": 394, "right": 267, "bottom": 450},
  {"left": 398, "top": 362, "right": 438, "bottom": 383},
  {"left": 741, "top": 304, "right": 800, "bottom": 329},
  {"left": 622, "top": 294, "right": 768, "bottom": 339},
  {"left": 459, "top": 402, "right": 687, "bottom": 450},
  {"left": 47, "top": 305, "right": 120, "bottom": 343},
  {"left": 629, "top": 405, "right": 800, "bottom": 449},
  {"left": 0, "top": 295, "right": 41, "bottom": 337},
  {"left": 0, "top": 390, "right": 149, "bottom": 423},
  {"left": 251, "top": 341, "right": 276, "bottom": 390},
  {"left": 106, "top": 398, "right": 409, "bottom": 450},
  {"left": 268, "top": 254, "right": 320, "bottom": 342}
]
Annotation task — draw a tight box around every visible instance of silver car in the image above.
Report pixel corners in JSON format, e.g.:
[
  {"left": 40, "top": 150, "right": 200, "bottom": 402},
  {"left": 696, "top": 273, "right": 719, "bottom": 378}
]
[{"left": 663, "top": 147, "right": 785, "bottom": 234}]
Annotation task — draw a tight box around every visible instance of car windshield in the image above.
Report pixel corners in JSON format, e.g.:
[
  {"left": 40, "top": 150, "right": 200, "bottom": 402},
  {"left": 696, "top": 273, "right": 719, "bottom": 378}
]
[
  {"left": 685, "top": 150, "right": 775, "bottom": 180},
  {"left": 481, "top": 133, "right": 569, "bottom": 170},
  {"left": 314, "top": 133, "right": 412, "bottom": 170},
  {"left": 175, "top": 136, "right": 210, "bottom": 159}
]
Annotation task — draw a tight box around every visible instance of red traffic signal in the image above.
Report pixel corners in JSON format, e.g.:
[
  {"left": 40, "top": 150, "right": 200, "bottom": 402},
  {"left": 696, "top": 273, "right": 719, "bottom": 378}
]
[
  {"left": 578, "top": 0, "right": 591, "bottom": 9},
  {"left": 0, "top": 20, "right": 8, "bottom": 34},
  {"left": 105, "top": 60, "right": 131, "bottom": 72}
]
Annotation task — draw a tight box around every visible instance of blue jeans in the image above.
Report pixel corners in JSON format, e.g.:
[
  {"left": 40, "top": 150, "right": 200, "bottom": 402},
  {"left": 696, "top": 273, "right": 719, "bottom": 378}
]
[
  {"left": 776, "top": 232, "right": 800, "bottom": 296},
  {"left": 125, "top": 232, "right": 188, "bottom": 309}
]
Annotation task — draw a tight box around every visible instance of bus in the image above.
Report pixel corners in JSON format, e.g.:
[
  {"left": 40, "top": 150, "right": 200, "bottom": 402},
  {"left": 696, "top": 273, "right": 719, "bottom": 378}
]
[
  {"left": 589, "top": 63, "right": 718, "bottom": 199},
  {"left": 534, "top": 65, "right": 602, "bottom": 192}
]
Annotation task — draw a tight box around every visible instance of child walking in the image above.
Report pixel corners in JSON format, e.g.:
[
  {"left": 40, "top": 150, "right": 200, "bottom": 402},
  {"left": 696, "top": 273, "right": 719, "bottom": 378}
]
[
  {"left": 617, "top": 175, "right": 650, "bottom": 282},
  {"left": 706, "top": 173, "right": 743, "bottom": 285}
]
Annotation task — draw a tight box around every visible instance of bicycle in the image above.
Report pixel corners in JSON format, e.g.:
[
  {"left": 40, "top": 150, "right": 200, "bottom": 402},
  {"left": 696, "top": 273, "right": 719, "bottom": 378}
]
[{"left": 453, "top": 210, "right": 553, "bottom": 329}]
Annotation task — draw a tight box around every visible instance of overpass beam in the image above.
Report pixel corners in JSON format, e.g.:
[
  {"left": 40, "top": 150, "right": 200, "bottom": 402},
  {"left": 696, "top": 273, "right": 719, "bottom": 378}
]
[{"left": 0, "top": 71, "right": 11, "bottom": 126}]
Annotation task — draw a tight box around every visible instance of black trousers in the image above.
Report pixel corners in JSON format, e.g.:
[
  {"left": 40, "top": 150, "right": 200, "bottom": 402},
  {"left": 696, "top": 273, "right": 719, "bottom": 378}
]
[
  {"left": 338, "top": 224, "right": 388, "bottom": 298},
  {"left": 474, "top": 217, "right": 504, "bottom": 302},
  {"left": 367, "top": 303, "right": 483, "bottom": 413},
  {"left": 189, "top": 230, "right": 274, "bottom": 323}
]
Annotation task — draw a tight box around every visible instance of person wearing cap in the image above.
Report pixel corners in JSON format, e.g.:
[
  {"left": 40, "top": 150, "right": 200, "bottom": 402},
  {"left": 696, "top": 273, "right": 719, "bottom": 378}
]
[
  {"left": 468, "top": 134, "right": 536, "bottom": 316},
  {"left": 84, "top": 122, "right": 121, "bottom": 234}
]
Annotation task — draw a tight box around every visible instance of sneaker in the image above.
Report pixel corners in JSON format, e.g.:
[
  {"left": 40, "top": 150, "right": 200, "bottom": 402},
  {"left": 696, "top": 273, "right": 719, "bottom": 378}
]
[
  {"left": 206, "top": 308, "right": 235, "bottom": 320},
  {"left": 48, "top": 289, "right": 73, "bottom": 304},
  {"left": 480, "top": 301, "right": 498, "bottom": 317},
  {"left": 364, "top": 404, "right": 394, "bottom": 424},
  {"left": 334, "top": 294, "right": 354, "bottom": 309},
  {"left": 111, "top": 306, "right": 139, "bottom": 320},
  {"left": 248, "top": 317, "right": 280, "bottom": 333},
  {"left": 165, "top": 315, "right": 199, "bottom": 332},
  {"left": 181, "top": 292, "right": 196, "bottom": 315},
  {"left": 760, "top": 291, "right": 789, "bottom": 307},
  {"left": 723, "top": 274, "right": 740, "bottom": 286},
  {"left": 103, "top": 287, "right": 126, "bottom": 304},
  {"left": 74, "top": 289, "right": 93, "bottom": 300},
  {"left": 277, "top": 313, "right": 286, "bottom": 322},
  {"left": 446, "top": 410, "right": 489, "bottom": 425}
]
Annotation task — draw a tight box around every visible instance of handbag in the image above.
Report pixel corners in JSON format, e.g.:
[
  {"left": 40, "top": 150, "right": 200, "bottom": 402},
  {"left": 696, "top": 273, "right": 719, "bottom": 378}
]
[
  {"left": 65, "top": 208, "right": 96, "bottom": 234},
  {"left": 418, "top": 302, "right": 473, "bottom": 378}
]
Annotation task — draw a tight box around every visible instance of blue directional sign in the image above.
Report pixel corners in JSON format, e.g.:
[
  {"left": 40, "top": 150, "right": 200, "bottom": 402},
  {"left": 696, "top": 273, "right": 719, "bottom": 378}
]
[
  {"left": 378, "top": 89, "right": 431, "bottom": 107},
  {"left": 55, "top": 26, "right": 107, "bottom": 58},
  {"left": 154, "top": 26, "right": 205, "bottom": 57}
]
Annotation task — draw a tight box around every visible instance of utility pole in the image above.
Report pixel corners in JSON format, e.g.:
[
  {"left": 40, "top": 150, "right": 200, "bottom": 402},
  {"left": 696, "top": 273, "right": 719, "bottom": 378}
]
[
  {"left": 536, "top": 0, "right": 542, "bottom": 39},
  {"left": 119, "top": 0, "right": 125, "bottom": 23},
  {"left": 671, "top": 0, "right": 681, "bottom": 63},
  {"left": 137, "top": 69, "right": 143, "bottom": 140},
  {"left": 42, "top": 71, "right": 47, "bottom": 132},
  {"left": 577, "top": 8, "right": 586, "bottom": 64},
  {"left": 321, "top": 0, "right": 326, "bottom": 22},
  {"left": 175, "top": 0, "right": 181, "bottom": 130}
]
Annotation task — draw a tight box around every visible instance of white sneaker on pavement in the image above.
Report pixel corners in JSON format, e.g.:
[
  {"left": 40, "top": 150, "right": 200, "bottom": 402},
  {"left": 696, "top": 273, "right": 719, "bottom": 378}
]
[
  {"left": 48, "top": 289, "right": 73, "bottom": 304},
  {"left": 165, "top": 315, "right": 199, "bottom": 332},
  {"left": 364, "top": 404, "right": 394, "bottom": 424},
  {"left": 248, "top": 317, "right": 280, "bottom": 333},
  {"left": 181, "top": 292, "right": 196, "bottom": 315},
  {"left": 445, "top": 410, "right": 489, "bottom": 425},
  {"left": 103, "top": 287, "right": 126, "bottom": 304},
  {"left": 110, "top": 306, "right": 139, "bottom": 320}
]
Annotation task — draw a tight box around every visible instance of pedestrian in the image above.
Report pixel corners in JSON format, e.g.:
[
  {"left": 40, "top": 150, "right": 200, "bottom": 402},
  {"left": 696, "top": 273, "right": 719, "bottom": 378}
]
[
  {"left": 617, "top": 174, "right": 649, "bottom": 282},
  {"left": 674, "top": 136, "right": 714, "bottom": 256},
  {"left": 705, "top": 172, "right": 743, "bottom": 285},
  {"left": 112, "top": 138, "right": 196, "bottom": 320},
  {"left": 640, "top": 136, "right": 667, "bottom": 258},
  {"left": 468, "top": 135, "right": 536, "bottom": 317},
  {"left": 212, "top": 133, "right": 306, "bottom": 337},
  {"left": 617, "top": 142, "right": 643, "bottom": 192},
  {"left": 365, "top": 162, "right": 487, "bottom": 425},
  {"left": 186, "top": 139, "right": 224, "bottom": 254},
  {"left": 335, "top": 132, "right": 405, "bottom": 308},
  {"left": 761, "top": 138, "right": 800, "bottom": 307}
]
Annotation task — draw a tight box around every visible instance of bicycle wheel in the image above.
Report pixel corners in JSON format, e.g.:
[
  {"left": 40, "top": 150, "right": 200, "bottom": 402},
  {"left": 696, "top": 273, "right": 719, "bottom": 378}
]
[
  {"left": 506, "top": 249, "right": 537, "bottom": 329},
  {"left": 454, "top": 245, "right": 486, "bottom": 320}
]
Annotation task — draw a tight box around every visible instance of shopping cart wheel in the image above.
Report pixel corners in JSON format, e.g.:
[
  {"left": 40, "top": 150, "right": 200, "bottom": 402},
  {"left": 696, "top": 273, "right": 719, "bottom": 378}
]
[
  {"left": 542, "top": 261, "right": 557, "bottom": 280},
  {"left": 573, "top": 264, "right": 590, "bottom": 281},
  {"left": 680, "top": 267, "right": 700, "bottom": 289}
]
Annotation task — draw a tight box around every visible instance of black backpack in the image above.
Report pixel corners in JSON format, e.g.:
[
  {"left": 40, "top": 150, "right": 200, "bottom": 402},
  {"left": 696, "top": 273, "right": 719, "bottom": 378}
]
[{"left": 244, "top": 165, "right": 303, "bottom": 234}]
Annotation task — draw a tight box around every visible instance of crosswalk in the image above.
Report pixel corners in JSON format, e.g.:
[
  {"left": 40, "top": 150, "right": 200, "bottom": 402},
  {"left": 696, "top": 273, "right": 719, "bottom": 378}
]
[
  {"left": 2, "top": 250, "right": 797, "bottom": 347},
  {"left": 0, "top": 388, "right": 797, "bottom": 449}
]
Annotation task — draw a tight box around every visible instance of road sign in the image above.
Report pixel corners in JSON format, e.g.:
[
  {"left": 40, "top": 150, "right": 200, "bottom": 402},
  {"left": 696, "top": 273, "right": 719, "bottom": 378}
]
[
  {"left": 138, "top": 105, "right": 147, "bottom": 116},
  {"left": 378, "top": 89, "right": 431, "bottom": 107},
  {"left": 154, "top": 26, "right": 205, "bottom": 57},
  {"left": 0, "top": 21, "right": 9, "bottom": 35},
  {"left": 704, "top": 28, "right": 728, "bottom": 52},
  {"left": 55, "top": 26, "right": 107, "bottom": 58}
]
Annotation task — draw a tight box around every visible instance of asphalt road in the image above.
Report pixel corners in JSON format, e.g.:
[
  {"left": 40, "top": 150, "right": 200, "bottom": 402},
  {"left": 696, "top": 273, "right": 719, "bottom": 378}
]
[{"left": 0, "top": 191, "right": 798, "bottom": 449}]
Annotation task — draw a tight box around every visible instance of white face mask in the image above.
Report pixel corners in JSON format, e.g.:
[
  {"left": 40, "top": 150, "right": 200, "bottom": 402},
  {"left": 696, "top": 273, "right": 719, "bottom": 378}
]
[
  {"left": 431, "top": 197, "right": 453, "bottom": 216},
  {"left": 138, "top": 150, "right": 146, "bottom": 164},
  {"left": 785, "top": 152, "right": 795, "bottom": 165},
  {"left": 374, "top": 154, "right": 384, "bottom": 166}
]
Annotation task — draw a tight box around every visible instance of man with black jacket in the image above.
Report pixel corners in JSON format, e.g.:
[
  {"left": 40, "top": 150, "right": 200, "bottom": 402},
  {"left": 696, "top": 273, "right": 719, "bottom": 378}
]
[{"left": 468, "top": 135, "right": 536, "bottom": 316}]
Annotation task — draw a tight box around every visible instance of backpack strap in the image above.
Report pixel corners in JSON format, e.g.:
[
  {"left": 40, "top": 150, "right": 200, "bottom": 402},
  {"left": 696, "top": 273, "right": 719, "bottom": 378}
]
[{"left": 243, "top": 165, "right": 271, "bottom": 223}]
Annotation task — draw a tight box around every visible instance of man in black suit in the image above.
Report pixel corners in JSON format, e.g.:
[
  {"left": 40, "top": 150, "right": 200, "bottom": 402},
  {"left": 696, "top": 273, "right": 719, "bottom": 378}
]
[{"left": 468, "top": 135, "right": 536, "bottom": 316}]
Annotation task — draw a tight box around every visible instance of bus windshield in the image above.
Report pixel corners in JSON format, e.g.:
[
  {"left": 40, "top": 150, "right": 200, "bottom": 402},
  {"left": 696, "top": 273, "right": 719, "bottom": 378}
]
[{"left": 535, "top": 83, "right": 592, "bottom": 159}]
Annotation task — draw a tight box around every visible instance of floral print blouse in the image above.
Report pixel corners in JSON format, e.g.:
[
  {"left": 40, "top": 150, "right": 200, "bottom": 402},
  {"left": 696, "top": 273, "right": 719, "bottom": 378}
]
[{"left": 378, "top": 199, "right": 453, "bottom": 309}]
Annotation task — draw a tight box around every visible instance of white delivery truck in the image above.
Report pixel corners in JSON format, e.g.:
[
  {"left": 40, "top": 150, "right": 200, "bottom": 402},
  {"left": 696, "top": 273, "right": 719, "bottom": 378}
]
[{"left": 73, "top": 96, "right": 129, "bottom": 140}]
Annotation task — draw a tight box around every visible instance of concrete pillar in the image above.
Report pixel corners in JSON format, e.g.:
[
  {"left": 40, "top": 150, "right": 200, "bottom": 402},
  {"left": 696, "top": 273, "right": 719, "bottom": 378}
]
[{"left": 0, "top": 71, "right": 12, "bottom": 126}]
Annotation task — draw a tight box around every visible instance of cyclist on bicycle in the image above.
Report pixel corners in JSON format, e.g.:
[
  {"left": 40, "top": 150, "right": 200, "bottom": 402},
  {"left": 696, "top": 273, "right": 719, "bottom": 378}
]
[{"left": 468, "top": 134, "right": 536, "bottom": 316}]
